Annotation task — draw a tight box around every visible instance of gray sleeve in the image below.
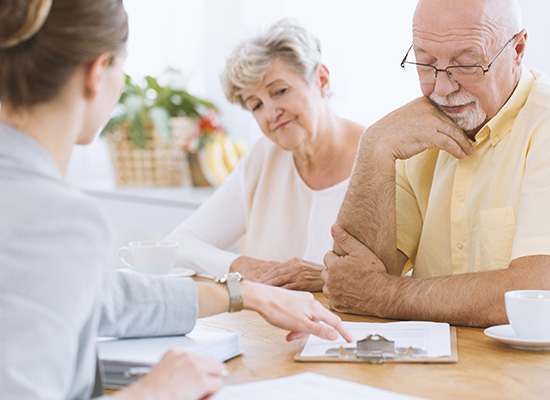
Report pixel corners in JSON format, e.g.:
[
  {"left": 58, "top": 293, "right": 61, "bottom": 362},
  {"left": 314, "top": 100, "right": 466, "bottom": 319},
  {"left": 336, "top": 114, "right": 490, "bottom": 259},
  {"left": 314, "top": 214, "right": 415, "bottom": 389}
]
[
  {"left": 0, "top": 189, "right": 110, "bottom": 400},
  {"left": 98, "top": 270, "right": 199, "bottom": 338}
]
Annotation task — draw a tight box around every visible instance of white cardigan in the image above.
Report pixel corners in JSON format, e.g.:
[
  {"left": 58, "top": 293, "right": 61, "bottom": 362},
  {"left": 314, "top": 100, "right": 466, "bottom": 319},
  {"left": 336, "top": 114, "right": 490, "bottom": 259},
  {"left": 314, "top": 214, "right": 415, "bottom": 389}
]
[{"left": 167, "top": 137, "right": 350, "bottom": 277}]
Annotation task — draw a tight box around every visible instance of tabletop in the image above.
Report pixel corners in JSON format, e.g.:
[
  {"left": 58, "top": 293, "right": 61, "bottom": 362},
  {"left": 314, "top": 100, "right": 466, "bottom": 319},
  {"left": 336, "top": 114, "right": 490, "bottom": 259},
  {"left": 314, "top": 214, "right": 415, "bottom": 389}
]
[
  {"left": 104, "top": 291, "right": 550, "bottom": 399},
  {"left": 193, "top": 292, "right": 550, "bottom": 400}
]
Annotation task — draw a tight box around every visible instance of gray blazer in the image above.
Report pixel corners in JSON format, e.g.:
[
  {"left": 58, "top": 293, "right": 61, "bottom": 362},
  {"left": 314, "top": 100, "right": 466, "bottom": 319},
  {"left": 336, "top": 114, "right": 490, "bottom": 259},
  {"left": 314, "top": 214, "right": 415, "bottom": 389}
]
[{"left": 0, "top": 122, "right": 199, "bottom": 399}]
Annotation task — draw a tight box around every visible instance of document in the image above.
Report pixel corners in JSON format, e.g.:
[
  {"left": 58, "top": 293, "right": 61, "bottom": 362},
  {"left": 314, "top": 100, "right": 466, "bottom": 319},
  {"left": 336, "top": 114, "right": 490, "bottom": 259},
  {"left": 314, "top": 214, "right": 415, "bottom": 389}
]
[
  {"left": 97, "top": 330, "right": 241, "bottom": 387},
  {"left": 212, "top": 372, "right": 424, "bottom": 399},
  {"left": 300, "top": 321, "right": 452, "bottom": 359}
]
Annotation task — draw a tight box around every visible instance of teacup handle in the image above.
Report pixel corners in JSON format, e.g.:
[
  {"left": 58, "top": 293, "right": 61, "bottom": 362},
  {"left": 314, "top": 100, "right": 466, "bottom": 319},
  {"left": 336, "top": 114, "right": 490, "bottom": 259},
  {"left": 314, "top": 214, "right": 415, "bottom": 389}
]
[{"left": 118, "top": 246, "right": 134, "bottom": 269}]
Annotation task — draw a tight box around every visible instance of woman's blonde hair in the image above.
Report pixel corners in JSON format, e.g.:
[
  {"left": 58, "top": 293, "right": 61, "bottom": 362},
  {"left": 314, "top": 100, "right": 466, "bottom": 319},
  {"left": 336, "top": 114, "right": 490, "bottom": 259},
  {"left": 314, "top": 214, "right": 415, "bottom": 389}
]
[
  {"left": 0, "top": 0, "right": 128, "bottom": 109},
  {"left": 220, "top": 19, "right": 322, "bottom": 109}
]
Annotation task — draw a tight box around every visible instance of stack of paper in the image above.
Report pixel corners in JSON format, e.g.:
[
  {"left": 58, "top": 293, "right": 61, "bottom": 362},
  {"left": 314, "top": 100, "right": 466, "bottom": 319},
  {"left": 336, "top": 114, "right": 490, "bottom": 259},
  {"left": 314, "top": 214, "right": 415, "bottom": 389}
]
[
  {"left": 97, "top": 330, "right": 240, "bottom": 388},
  {"left": 299, "top": 321, "right": 453, "bottom": 361}
]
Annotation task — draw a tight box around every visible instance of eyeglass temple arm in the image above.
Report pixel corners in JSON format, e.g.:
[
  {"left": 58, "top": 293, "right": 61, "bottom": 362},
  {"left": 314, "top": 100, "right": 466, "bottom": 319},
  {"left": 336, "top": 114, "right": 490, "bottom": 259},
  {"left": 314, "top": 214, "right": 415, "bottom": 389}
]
[
  {"left": 400, "top": 45, "right": 413, "bottom": 68},
  {"left": 485, "top": 33, "right": 519, "bottom": 73}
]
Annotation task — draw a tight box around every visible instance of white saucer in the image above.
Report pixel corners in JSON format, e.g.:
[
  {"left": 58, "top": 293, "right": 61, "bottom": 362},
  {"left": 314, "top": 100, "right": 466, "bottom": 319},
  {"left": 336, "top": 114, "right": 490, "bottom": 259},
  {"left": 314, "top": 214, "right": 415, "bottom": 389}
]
[
  {"left": 169, "top": 267, "right": 195, "bottom": 277},
  {"left": 484, "top": 324, "right": 550, "bottom": 351}
]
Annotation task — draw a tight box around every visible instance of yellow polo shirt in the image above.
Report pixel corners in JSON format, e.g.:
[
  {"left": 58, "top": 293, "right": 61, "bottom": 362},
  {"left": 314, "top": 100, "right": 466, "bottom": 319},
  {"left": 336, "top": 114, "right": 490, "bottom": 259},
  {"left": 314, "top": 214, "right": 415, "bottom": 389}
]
[{"left": 396, "top": 67, "right": 550, "bottom": 277}]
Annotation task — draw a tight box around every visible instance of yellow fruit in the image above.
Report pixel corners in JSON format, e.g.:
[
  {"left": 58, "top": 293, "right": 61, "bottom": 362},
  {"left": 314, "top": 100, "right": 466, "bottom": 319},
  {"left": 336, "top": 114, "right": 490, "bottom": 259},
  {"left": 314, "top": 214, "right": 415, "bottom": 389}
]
[
  {"left": 233, "top": 139, "right": 249, "bottom": 158},
  {"left": 199, "top": 137, "right": 229, "bottom": 185},
  {"left": 221, "top": 134, "right": 239, "bottom": 172}
]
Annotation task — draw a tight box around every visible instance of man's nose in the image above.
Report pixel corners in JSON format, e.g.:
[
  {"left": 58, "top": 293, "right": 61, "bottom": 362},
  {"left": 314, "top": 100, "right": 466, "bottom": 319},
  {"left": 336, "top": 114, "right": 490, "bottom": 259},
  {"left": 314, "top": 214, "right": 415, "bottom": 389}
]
[{"left": 432, "top": 70, "right": 460, "bottom": 98}]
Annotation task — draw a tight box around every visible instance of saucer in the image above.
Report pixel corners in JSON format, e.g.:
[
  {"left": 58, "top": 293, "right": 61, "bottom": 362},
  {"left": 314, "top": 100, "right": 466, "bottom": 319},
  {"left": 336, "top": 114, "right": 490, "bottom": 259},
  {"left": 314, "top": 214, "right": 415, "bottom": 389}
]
[
  {"left": 169, "top": 267, "right": 195, "bottom": 277},
  {"left": 484, "top": 324, "right": 550, "bottom": 350}
]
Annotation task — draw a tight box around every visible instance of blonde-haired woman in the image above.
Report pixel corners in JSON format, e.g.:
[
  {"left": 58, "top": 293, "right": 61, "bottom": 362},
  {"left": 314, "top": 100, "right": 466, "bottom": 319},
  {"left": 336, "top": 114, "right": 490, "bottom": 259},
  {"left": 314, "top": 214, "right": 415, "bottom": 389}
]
[
  {"left": 0, "top": 3, "right": 352, "bottom": 399},
  {"left": 168, "top": 19, "right": 364, "bottom": 291}
]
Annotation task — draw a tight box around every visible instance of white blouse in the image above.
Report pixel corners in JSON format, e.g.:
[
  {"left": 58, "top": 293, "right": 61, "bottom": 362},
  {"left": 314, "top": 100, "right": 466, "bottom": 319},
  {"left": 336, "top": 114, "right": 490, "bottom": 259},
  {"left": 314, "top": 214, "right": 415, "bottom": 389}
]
[{"left": 167, "top": 137, "right": 350, "bottom": 277}]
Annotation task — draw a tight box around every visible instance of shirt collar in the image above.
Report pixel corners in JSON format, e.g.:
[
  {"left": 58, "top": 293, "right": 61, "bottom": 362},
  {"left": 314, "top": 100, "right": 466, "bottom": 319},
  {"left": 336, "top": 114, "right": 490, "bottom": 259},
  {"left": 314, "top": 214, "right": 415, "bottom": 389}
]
[
  {"left": 0, "top": 121, "right": 62, "bottom": 181},
  {"left": 474, "top": 65, "right": 534, "bottom": 147}
]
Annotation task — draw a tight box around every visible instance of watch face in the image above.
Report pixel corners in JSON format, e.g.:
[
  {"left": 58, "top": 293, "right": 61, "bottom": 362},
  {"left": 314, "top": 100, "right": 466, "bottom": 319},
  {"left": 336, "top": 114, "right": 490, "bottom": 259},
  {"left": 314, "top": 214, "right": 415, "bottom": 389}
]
[
  {"left": 230, "top": 272, "right": 244, "bottom": 281},
  {"left": 216, "top": 272, "right": 243, "bottom": 284}
]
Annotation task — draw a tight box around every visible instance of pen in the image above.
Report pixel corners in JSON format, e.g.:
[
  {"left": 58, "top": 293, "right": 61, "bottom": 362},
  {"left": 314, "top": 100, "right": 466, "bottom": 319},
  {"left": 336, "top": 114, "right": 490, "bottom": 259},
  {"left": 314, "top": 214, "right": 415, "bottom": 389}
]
[
  {"left": 123, "top": 367, "right": 229, "bottom": 378},
  {"left": 124, "top": 367, "right": 151, "bottom": 378}
]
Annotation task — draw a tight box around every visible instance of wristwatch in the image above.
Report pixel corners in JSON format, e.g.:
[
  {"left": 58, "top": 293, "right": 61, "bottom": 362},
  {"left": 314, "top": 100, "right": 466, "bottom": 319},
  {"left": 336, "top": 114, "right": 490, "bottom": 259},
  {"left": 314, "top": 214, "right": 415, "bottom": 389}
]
[{"left": 216, "top": 272, "right": 244, "bottom": 312}]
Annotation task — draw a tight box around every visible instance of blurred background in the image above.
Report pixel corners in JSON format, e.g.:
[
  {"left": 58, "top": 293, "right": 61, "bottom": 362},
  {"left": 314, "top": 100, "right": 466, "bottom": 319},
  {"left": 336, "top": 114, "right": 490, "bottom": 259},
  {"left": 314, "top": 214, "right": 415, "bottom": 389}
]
[{"left": 66, "top": 0, "right": 550, "bottom": 185}]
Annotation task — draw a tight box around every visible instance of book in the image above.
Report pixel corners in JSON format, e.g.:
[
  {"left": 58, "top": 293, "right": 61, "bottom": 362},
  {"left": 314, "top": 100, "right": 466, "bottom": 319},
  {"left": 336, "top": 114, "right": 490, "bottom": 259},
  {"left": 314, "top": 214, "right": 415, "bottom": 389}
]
[{"left": 97, "top": 330, "right": 241, "bottom": 388}]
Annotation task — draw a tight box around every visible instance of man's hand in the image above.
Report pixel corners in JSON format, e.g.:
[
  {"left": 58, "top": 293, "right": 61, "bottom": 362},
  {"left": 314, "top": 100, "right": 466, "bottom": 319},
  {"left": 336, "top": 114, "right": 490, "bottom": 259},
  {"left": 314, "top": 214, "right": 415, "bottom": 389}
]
[
  {"left": 323, "top": 224, "right": 390, "bottom": 316},
  {"left": 230, "top": 255, "right": 280, "bottom": 281},
  {"left": 256, "top": 257, "right": 324, "bottom": 292},
  {"left": 365, "top": 97, "right": 473, "bottom": 161}
]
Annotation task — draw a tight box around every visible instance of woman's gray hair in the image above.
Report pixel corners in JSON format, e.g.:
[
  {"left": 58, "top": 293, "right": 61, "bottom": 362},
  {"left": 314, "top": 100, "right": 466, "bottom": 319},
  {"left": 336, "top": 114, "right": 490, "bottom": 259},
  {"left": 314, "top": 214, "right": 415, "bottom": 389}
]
[{"left": 220, "top": 18, "right": 322, "bottom": 108}]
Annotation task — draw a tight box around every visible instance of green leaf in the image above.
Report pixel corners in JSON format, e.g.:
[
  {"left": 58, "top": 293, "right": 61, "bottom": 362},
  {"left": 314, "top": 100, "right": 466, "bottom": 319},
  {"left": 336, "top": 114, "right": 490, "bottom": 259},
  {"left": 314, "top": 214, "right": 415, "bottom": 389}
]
[
  {"left": 100, "top": 115, "right": 123, "bottom": 137},
  {"left": 124, "top": 94, "right": 145, "bottom": 119},
  {"left": 129, "top": 112, "right": 147, "bottom": 148},
  {"left": 149, "top": 107, "right": 171, "bottom": 145}
]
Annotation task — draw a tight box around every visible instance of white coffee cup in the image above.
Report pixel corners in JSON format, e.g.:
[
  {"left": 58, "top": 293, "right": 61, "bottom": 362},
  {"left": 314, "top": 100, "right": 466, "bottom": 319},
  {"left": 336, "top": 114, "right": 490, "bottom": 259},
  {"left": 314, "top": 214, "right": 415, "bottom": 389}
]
[
  {"left": 118, "top": 240, "right": 179, "bottom": 275},
  {"left": 505, "top": 290, "right": 550, "bottom": 340}
]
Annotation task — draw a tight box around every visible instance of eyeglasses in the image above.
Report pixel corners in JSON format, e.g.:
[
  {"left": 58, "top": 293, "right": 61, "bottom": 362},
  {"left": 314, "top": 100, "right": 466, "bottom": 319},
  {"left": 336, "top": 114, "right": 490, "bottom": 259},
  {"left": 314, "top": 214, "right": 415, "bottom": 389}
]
[{"left": 400, "top": 33, "right": 518, "bottom": 85}]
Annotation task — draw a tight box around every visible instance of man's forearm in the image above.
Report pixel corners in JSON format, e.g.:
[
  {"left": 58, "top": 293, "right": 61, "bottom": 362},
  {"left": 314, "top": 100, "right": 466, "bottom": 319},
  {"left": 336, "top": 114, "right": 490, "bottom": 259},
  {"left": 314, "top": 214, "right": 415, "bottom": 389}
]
[
  {"left": 336, "top": 132, "right": 402, "bottom": 275},
  {"left": 367, "top": 255, "right": 550, "bottom": 327}
]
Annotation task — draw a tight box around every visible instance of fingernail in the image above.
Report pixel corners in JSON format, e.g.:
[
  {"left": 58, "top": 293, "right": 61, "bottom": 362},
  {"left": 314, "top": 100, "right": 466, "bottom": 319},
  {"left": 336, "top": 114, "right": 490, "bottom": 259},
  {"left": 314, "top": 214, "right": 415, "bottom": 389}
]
[
  {"left": 329, "top": 331, "right": 338, "bottom": 340},
  {"left": 333, "top": 224, "right": 342, "bottom": 233}
]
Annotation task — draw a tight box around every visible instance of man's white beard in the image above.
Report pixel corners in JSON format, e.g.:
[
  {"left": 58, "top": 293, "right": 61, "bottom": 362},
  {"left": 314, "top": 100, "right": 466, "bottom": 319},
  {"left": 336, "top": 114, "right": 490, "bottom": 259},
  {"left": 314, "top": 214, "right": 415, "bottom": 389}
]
[{"left": 430, "top": 90, "right": 487, "bottom": 132}]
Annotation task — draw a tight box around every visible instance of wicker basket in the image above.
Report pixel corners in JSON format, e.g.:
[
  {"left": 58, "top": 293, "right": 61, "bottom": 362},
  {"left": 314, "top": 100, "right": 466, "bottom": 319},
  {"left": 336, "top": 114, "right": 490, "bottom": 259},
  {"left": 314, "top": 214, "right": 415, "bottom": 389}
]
[{"left": 105, "top": 117, "right": 195, "bottom": 186}]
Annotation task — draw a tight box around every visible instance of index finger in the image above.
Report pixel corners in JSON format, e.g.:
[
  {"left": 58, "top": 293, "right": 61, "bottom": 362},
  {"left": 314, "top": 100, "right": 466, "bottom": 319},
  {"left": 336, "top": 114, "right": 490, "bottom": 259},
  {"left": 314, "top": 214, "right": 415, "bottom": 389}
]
[
  {"left": 439, "top": 122, "right": 473, "bottom": 154},
  {"left": 257, "top": 265, "right": 292, "bottom": 283},
  {"left": 315, "top": 303, "right": 354, "bottom": 343},
  {"left": 323, "top": 250, "right": 339, "bottom": 269}
]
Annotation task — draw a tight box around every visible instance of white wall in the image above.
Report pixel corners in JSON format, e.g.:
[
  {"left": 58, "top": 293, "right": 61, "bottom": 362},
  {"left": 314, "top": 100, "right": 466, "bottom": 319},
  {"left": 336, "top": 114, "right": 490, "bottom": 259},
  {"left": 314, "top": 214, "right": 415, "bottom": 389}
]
[{"left": 66, "top": 0, "right": 550, "bottom": 184}]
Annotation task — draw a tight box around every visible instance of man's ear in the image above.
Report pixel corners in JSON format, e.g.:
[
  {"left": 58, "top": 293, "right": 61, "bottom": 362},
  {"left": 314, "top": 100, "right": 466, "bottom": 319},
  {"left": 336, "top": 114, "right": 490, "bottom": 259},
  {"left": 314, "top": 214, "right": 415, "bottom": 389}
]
[
  {"left": 316, "top": 64, "right": 331, "bottom": 98},
  {"left": 513, "top": 29, "right": 528, "bottom": 66},
  {"left": 84, "top": 54, "right": 112, "bottom": 99}
]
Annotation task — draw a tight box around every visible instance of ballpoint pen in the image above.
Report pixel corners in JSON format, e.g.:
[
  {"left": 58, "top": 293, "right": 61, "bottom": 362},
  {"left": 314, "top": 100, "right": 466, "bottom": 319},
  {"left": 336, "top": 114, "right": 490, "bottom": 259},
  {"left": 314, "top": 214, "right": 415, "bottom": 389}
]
[{"left": 124, "top": 367, "right": 229, "bottom": 378}]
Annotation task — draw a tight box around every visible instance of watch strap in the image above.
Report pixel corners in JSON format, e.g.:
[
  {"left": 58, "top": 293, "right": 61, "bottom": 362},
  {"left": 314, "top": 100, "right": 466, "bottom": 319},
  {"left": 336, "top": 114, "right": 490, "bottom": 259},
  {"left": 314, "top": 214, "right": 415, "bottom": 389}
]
[
  {"left": 216, "top": 272, "right": 243, "bottom": 312},
  {"left": 226, "top": 275, "right": 243, "bottom": 312}
]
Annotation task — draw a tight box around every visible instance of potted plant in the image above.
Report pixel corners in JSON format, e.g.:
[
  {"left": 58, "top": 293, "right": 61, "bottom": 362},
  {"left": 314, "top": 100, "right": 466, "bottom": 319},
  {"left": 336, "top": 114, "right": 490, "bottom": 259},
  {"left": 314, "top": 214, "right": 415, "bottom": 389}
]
[{"left": 101, "top": 72, "right": 217, "bottom": 186}]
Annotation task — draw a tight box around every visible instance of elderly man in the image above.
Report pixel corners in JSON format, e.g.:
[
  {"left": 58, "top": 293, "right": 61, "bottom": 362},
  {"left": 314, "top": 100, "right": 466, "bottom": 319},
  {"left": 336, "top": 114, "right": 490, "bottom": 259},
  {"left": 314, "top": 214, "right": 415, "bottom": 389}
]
[{"left": 323, "top": 0, "right": 550, "bottom": 327}]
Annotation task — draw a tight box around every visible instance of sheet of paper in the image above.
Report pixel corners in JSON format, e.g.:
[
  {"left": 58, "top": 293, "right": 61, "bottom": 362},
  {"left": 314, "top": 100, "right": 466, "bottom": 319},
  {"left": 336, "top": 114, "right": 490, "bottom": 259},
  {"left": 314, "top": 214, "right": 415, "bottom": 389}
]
[
  {"left": 212, "top": 372, "right": 424, "bottom": 399},
  {"left": 301, "top": 321, "right": 451, "bottom": 358}
]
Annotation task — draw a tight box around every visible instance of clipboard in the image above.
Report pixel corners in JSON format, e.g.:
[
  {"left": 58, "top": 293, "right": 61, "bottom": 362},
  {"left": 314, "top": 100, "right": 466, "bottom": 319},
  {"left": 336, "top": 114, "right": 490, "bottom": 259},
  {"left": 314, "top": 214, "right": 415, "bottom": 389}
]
[{"left": 295, "top": 326, "right": 458, "bottom": 364}]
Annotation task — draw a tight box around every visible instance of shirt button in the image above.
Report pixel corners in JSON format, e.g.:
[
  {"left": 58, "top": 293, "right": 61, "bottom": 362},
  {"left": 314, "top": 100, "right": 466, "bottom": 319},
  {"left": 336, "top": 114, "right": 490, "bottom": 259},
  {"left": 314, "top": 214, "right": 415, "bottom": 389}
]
[
  {"left": 458, "top": 195, "right": 465, "bottom": 202},
  {"left": 457, "top": 243, "right": 464, "bottom": 250}
]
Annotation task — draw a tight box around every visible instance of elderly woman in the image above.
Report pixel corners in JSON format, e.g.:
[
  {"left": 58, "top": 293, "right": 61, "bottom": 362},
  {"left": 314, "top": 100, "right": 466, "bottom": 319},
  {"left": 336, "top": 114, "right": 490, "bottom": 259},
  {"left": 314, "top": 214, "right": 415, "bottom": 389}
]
[
  {"left": 167, "top": 20, "right": 364, "bottom": 291},
  {"left": 0, "top": 2, "right": 351, "bottom": 399}
]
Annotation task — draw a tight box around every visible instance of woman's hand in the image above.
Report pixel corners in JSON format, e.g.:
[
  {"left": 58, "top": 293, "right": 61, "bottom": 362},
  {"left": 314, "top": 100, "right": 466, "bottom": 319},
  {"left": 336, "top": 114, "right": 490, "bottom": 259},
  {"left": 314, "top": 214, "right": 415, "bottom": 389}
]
[
  {"left": 242, "top": 281, "right": 354, "bottom": 343},
  {"left": 114, "top": 350, "right": 225, "bottom": 400},
  {"left": 230, "top": 255, "right": 280, "bottom": 281},
  {"left": 256, "top": 257, "right": 324, "bottom": 292}
]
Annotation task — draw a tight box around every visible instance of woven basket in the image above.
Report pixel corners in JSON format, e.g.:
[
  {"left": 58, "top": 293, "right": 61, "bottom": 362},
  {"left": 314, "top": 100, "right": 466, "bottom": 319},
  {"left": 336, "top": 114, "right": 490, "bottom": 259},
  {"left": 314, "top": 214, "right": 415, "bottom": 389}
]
[{"left": 105, "top": 117, "right": 194, "bottom": 186}]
